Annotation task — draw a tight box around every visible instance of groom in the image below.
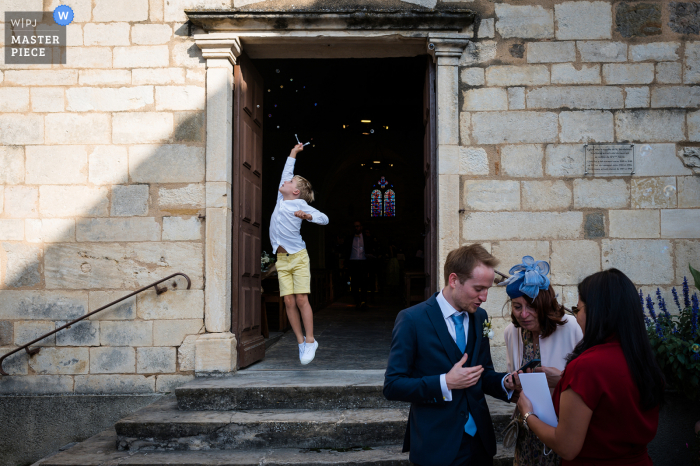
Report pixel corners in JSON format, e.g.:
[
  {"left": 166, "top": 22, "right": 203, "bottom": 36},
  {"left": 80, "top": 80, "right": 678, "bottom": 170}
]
[{"left": 384, "top": 244, "right": 517, "bottom": 466}]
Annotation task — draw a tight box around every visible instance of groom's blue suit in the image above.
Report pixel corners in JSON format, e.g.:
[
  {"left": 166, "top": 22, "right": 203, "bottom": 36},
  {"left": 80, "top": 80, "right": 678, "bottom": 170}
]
[{"left": 384, "top": 293, "right": 509, "bottom": 466}]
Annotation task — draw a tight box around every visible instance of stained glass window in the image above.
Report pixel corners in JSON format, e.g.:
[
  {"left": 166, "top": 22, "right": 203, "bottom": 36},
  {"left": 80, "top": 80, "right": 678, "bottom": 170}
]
[
  {"left": 371, "top": 189, "right": 383, "bottom": 217},
  {"left": 384, "top": 189, "right": 395, "bottom": 217},
  {"left": 378, "top": 176, "right": 388, "bottom": 188}
]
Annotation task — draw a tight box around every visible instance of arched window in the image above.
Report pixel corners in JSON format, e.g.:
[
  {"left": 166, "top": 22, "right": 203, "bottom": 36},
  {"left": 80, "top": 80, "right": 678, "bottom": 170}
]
[
  {"left": 384, "top": 189, "right": 395, "bottom": 217},
  {"left": 370, "top": 189, "right": 383, "bottom": 217},
  {"left": 369, "top": 177, "right": 395, "bottom": 217}
]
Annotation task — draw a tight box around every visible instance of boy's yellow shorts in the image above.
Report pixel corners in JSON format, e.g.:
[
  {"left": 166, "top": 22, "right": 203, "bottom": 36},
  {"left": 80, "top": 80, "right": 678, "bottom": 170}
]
[{"left": 276, "top": 249, "right": 311, "bottom": 297}]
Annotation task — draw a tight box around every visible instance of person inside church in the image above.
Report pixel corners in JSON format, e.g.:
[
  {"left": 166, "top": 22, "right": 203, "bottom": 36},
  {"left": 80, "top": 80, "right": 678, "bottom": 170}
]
[{"left": 345, "top": 220, "right": 375, "bottom": 308}]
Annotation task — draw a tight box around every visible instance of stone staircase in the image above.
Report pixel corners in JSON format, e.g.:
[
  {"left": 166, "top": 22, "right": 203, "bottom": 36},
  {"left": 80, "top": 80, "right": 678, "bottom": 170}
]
[{"left": 37, "top": 370, "right": 515, "bottom": 465}]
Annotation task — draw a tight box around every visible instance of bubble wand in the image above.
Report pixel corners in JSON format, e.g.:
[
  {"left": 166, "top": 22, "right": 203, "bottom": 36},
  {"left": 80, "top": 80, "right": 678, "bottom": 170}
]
[{"left": 295, "top": 134, "right": 311, "bottom": 146}]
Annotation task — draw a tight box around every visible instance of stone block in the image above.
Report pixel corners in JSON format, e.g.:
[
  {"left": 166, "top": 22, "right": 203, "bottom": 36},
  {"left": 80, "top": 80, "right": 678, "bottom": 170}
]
[
  {"left": 158, "top": 184, "right": 205, "bottom": 208},
  {"left": 0, "top": 375, "right": 73, "bottom": 395},
  {"left": 633, "top": 144, "right": 692, "bottom": 176},
  {"left": 678, "top": 176, "right": 700, "bottom": 208},
  {"left": 584, "top": 212, "right": 605, "bottom": 238},
  {"left": 615, "top": 110, "right": 686, "bottom": 142},
  {"left": 602, "top": 239, "right": 673, "bottom": 284},
  {"left": 0, "top": 291, "right": 87, "bottom": 321},
  {"left": 551, "top": 240, "right": 601, "bottom": 285},
  {"left": 79, "top": 69, "right": 131, "bottom": 85},
  {"left": 47, "top": 0, "right": 91, "bottom": 22},
  {"left": 3, "top": 70, "right": 76, "bottom": 86},
  {"left": 67, "top": 87, "right": 153, "bottom": 112},
  {"left": 460, "top": 40, "right": 498, "bottom": 67},
  {"left": 625, "top": 87, "right": 650, "bottom": 108},
  {"left": 93, "top": 0, "right": 149, "bottom": 21},
  {"left": 3, "top": 243, "right": 42, "bottom": 288},
  {"left": 0, "top": 87, "right": 29, "bottom": 112},
  {"left": 44, "top": 243, "right": 204, "bottom": 290},
  {"left": 74, "top": 375, "right": 155, "bottom": 394},
  {"left": 651, "top": 86, "right": 700, "bottom": 108},
  {"left": 45, "top": 113, "right": 110, "bottom": 144},
  {"left": 76, "top": 218, "right": 160, "bottom": 242},
  {"left": 555, "top": 2, "right": 612, "bottom": 40},
  {"left": 656, "top": 62, "right": 682, "bottom": 85},
  {"left": 186, "top": 69, "right": 205, "bottom": 85},
  {"left": 485, "top": 65, "right": 549, "bottom": 87},
  {"left": 0, "top": 114, "right": 43, "bottom": 145},
  {"left": 630, "top": 42, "right": 680, "bottom": 62},
  {"left": 153, "top": 319, "right": 203, "bottom": 346},
  {"left": 39, "top": 186, "right": 109, "bottom": 217},
  {"left": 89, "top": 146, "right": 128, "bottom": 185},
  {"left": 65, "top": 47, "right": 112, "bottom": 68},
  {"left": 195, "top": 332, "right": 237, "bottom": 375},
  {"left": 0, "top": 347, "right": 28, "bottom": 375},
  {"left": 675, "top": 240, "right": 700, "bottom": 284},
  {"left": 526, "top": 86, "right": 623, "bottom": 109},
  {"left": 574, "top": 179, "right": 629, "bottom": 208},
  {"left": 113, "top": 46, "right": 169, "bottom": 68},
  {"left": 578, "top": 41, "right": 627, "bottom": 62},
  {"left": 0, "top": 146, "right": 24, "bottom": 184},
  {"left": 55, "top": 320, "right": 100, "bottom": 346},
  {"left": 113, "top": 112, "right": 173, "bottom": 144},
  {"left": 25, "top": 219, "right": 76, "bottom": 243},
  {"left": 129, "top": 145, "right": 205, "bottom": 183},
  {"left": 521, "top": 181, "right": 572, "bottom": 211},
  {"left": 83, "top": 23, "right": 130, "bottom": 46},
  {"left": 30, "top": 87, "right": 64, "bottom": 113},
  {"left": 137, "top": 290, "right": 204, "bottom": 320},
  {"left": 495, "top": 4, "right": 554, "bottom": 39},
  {"left": 29, "top": 347, "right": 89, "bottom": 374},
  {"left": 171, "top": 41, "right": 206, "bottom": 68},
  {"left": 4, "top": 186, "right": 38, "bottom": 218},
  {"left": 164, "top": 0, "right": 231, "bottom": 21},
  {"left": 685, "top": 42, "right": 700, "bottom": 84},
  {"left": 174, "top": 112, "right": 204, "bottom": 142},
  {"left": 88, "top": 291, "right": 136, "bottom": 320},
  {"left": 0, "top": 220, "right": 24, "bottom": 241},
  {"left": 526, "top": 41, "right": 575, "bottom": 63},
  {"left": 137, "top": 347, "right": 176, "bottom": 373},
  {"left": 178, "top": 334, "right": 196, "bottom": 371},
  {"left": 609, "top": 209, "right": 660, "bottom": 239},
  {"left": 111, "top": 185, "right": 150, "bottom": 217},
  {"left": 463, "top": 212, "right": 583, "bottom": 241},
  {"left": 501, "top": 145, "right": 543, "bottom": 177},
  {"left": 132, "top": 24, "right": 172, "bottom": 45},
  {"left": 14, "top": 321, "right": 55, "bottom": 346},
  {"left": 559, "top": 111, "right": 614, "bottom": 143},
  {"left": 459, "top": 112, "right": 470, "bottom": 145},
  {"left": 472, "top": 112, "right": 558, "bottom": 144},
  {"left": 100, "top": 321, "right": 152, "bottom": 347},
  {"left": 615, "top": 2, "right": 662, "bottom": 37},
  {"left": 669, "top": 2, "right": 700, "bottom": 35},
  {"left": 162, "top": 216, "right": 202, "bottom": 240},
  {"left": 460, "top": 67, "right": 484, "bottom": 86},
  {"left": 631, "top": 177, "right": 677, "bottom": 209},
  {"left": 155, "top": 86, "right": 205, "bottom": 111},
  {"left": 551, "top": 63, "right": 601, "bottom": 85},
  {"left": 458, "top": 147, "right": 489, "bottom": 175},
  {"left": 507, "top": 88, "right": 525, "bottom": 110},
  {"left": 0, "top": 322, "right": 12, "bottom": 346},
  {"left": 132, "top": 68, "right": 185, "bottom": 85},
  {"left": 463, "top": 180, "right": 519, "bottom": 211},
  {"left": 150, "top": 0, "right": 164, "bottom": 20},
  {"left": 491, "top": 241, "right": 550, "bottom": 271},
  {"left": 26, "top": 146, "right": 87, "bottom": 185},
  {"left": 205, "top": 182, "right": 231, "bottom": 209},
  {"left": 661, "top": 209, "right": 700, "bottom": 238},
  {"left": 602, "top": 64, "right": 654, "bottom": 85},
  {"left": 156, "top": 374, "right": 196, "bottom": 393},
  {"left": 462, "top": 88, "right": 507, "bottom": 111}
]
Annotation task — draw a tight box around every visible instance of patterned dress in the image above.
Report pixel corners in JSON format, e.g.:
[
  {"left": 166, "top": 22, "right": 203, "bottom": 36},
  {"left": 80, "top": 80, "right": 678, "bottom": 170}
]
[{"left": 513, "top": 330, "right": 561, "bottom": 466}]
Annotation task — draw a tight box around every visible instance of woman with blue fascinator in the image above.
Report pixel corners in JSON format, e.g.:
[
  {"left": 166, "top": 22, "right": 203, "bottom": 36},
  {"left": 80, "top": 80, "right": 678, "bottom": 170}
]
[{"left": 500, "top": 256, "right": 583, "bottom": 466}]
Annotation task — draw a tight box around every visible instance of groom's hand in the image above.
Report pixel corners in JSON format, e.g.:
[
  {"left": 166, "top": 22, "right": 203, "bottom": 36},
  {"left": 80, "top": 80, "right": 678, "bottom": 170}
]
[{"left": 445, "top": 353, "right": 484, "bottom": 390}]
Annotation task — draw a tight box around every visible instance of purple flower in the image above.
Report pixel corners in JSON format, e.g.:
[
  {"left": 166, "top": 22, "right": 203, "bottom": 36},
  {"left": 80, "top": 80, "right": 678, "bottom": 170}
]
[
  {"left": 683, "top": 277, "right": 691, "bottom": 309},
  {"left": 672, "top": 287, "right": 682, "bottom": 314},
  {"left": 691, "top": 293, "right": 699, "bottom": 337},
  {"left": 646, "top": 295, "right": 657, "bottom": 321},
  {"left": 656, "top": 288, "right": 671, "bottom": 320}
]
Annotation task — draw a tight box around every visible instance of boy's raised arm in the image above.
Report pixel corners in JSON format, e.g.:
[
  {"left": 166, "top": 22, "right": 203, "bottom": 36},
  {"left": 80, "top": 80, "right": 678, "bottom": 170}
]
[{"left": 278, "top": 145, "right": 303, "bottom": 194}]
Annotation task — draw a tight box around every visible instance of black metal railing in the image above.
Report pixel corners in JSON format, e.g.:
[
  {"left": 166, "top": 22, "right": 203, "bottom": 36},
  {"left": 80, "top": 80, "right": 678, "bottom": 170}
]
[{"left": 0, "top": 273, "right": 191, "bottom": 376}]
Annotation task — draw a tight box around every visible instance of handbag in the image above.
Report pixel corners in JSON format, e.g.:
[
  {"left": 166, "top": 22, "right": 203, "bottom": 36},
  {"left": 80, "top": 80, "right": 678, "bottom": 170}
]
[{"left": 502, "top": 407, "right": 521, "bottom": 449}]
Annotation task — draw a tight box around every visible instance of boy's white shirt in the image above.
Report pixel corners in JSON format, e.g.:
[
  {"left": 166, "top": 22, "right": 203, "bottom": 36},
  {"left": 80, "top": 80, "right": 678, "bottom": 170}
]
[{"left": 270, "top": 157, "right": 329, "bottom": 254}]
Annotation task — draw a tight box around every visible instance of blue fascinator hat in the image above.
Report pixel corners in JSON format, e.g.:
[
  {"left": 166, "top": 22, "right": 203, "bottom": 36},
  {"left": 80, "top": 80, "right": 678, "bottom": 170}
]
[{"left": 500, "top": 256, "right": 550, "bottom": 300}]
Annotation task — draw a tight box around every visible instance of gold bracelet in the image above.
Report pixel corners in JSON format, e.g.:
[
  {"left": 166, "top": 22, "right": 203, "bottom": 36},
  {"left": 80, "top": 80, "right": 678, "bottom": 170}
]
[{"left": 523, "top": 411, "right": 538, "bottom": 431}]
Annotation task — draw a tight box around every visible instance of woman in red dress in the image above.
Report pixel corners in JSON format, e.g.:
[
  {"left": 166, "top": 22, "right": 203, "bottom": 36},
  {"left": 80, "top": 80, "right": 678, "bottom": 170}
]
[{"left": 515, "top": 269, "right": 665, "bottom": 465}]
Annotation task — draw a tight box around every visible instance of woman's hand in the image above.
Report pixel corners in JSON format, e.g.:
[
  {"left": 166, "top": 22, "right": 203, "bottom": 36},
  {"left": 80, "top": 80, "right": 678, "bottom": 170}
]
[
  {"left": 504, "top": 371, "right": 522, "bottom": 392},
  {"left": 516, "top": 391, "right": 534, "bottom": 416},
  {"left": 534, "top": 366, "right": 562, "bottom": 388}
]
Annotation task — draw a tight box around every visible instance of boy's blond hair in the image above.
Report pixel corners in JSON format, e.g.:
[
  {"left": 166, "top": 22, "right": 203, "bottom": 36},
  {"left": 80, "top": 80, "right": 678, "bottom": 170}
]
[{"left": 293, "top": 175, "right": 315, "bottom": 203}]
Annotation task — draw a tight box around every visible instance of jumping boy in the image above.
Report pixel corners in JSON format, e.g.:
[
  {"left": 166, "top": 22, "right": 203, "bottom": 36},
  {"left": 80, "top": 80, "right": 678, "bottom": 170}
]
[{"left": 270, "top": 143, "right": 329, "bottom": 364}]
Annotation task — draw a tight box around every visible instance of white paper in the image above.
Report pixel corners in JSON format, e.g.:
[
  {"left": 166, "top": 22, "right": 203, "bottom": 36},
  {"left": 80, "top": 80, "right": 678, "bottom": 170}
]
[{"left": 519, "top": 373, "right": 559, "bottom": 427}]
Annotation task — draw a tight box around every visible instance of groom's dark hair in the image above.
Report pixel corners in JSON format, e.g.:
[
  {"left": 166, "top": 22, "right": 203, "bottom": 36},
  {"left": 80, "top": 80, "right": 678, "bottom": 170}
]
[{"left": 444, "top": 244, "right": 499, "bottom": 285}]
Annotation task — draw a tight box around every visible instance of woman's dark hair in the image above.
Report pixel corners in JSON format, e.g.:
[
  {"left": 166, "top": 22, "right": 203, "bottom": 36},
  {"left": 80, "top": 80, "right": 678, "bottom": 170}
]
[
  {"left": 567, "top": 268, "right": 665, "bottom": 410},
  {"left": 509, "top": 286, "right": 565, "bottom": 338}
]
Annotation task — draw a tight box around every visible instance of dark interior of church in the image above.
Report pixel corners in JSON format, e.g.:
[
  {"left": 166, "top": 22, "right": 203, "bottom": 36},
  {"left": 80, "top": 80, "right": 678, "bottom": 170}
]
[{"left": 255, "top": 56, "right": 427, "bottom": 318}]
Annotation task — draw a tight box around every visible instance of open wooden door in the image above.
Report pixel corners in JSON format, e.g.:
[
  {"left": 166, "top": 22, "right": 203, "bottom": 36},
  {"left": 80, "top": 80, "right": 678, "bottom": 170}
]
[
  {"left": 423, "top": 57, "right": 438, "bottom": 298},
  {"left": 233, "top": 53, "right": 265, "bottom": 368}
]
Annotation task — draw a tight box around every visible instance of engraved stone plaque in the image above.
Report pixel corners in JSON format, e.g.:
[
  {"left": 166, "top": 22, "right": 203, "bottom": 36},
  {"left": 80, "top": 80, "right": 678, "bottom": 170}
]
[{"left": 584, "top": 143, "right": 634, "bottom": 176}]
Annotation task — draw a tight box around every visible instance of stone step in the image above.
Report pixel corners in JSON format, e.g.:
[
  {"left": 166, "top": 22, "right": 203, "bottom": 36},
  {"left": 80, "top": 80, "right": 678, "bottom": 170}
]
[{"left": 38, "top": 429, "right": 515, "bottom": 466}]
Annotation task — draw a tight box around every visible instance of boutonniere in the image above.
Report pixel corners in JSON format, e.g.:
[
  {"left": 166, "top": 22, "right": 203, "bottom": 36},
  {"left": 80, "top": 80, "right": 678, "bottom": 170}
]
[{"left": 483, "top": 320, "right": 494, "bottom": 340}]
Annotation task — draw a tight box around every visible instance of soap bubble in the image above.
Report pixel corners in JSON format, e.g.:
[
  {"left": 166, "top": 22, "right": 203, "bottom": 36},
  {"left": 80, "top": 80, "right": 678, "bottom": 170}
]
[
  {"left": 280, "top": 85, "right": 283, "bottom": 88},
  {"left": 271, "top": 157, "right": 275, "bottom": 160},
  {"left": 268, "top": 114, "right": 272, "bottom": 117},
  {"left": 664, "top": 185, "right": 676, "bottom": 197},
  {"left": 314, "top": 103, "right": 317, "bottom": 106},
  {"left": 290, "top": 78, "right": 293, "bottom": 81},
  {"left": 640, "top": 145, "right": 653, "bottom": 157},
  {"left": 277, "top": 126, "right": 280, "bottom": 128},
  {"left": 274, "top": 104, "right": 277, "bottom": 107},
  {"left": 267, "top": 89, "right": 271, "bottom": 92},
  {"left": 370, "top": 129, "right": 374, "bottom": 134},
  {"left": 276, "top": 69, "right": 280, "bottom": 73}
]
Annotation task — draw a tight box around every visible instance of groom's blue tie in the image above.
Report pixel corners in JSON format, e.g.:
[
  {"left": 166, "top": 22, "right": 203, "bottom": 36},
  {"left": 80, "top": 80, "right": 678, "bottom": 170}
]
[{"left": 451, "top": 313, "right": 478, "bottom": 437}]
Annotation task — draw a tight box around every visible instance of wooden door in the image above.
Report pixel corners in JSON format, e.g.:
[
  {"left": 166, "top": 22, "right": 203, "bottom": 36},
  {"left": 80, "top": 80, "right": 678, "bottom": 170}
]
[
  {"left": 233, "top": 54, "right": 265, "bottom": 368},
  {"left": 423, "top": 58, "right": 438, "bottom": 298}
]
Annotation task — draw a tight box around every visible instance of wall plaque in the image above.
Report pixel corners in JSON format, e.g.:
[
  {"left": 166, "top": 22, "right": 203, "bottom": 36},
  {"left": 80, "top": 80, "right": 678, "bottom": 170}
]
[{"left": 584, "top": 143, "right": 634, "bottom": 176}]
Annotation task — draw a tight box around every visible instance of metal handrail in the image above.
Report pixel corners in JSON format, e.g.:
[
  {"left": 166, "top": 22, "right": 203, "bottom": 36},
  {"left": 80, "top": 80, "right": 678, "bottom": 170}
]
[{"left": 0, "top": 273, "right": 191, "bottom": 376}]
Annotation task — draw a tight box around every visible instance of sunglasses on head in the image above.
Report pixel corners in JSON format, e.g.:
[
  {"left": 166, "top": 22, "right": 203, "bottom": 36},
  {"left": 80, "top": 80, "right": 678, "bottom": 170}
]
[{"left": 569, "top": 306, "right": 580, "bottom": 316}]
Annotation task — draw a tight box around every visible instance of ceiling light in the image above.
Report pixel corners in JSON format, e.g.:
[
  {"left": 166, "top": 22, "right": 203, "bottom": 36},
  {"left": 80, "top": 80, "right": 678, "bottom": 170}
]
[
  {"left": 362, "top": 132, "right": 369, "bottom": 135},
  {"left": 361, "top": 120, "right": 371, "bottom": 123},
  {"left": 373, "top": 161, "right": 381, "bottom": 164}
]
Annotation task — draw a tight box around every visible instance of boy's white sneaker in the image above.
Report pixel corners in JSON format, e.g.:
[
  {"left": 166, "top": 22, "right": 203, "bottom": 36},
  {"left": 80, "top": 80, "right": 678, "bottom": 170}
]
[
  {"left": 298, "top": 337, "right": 306, "bottom": 360},
  {"left": 300, "top": 339, "right": 318, "bottom": 365}
]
